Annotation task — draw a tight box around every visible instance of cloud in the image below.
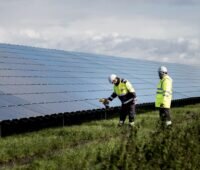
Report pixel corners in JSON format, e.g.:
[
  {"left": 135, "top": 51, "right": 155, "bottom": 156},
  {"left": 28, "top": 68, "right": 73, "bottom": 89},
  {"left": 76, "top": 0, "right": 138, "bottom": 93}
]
[
  {"left": 19, "top": 29, "right": 41, "bottom": 39},
  {"left": 71, "top": 33, "right": 200, "bottom": 66},
  {"left": 0, "top": 25, "right": 199, "bottom": 66},
  {"left": 0, "top": 0, "right": 200, "bottom": 66}
]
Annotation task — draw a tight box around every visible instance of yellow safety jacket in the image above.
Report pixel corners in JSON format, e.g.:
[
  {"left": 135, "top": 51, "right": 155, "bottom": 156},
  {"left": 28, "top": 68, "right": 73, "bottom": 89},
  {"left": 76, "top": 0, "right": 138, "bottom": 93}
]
[
  {"left": 155, "top": 75, "right": 173, "bottom": 108},
  {"left": 113, "top": 79, "right": 135, "bottom": 104}
]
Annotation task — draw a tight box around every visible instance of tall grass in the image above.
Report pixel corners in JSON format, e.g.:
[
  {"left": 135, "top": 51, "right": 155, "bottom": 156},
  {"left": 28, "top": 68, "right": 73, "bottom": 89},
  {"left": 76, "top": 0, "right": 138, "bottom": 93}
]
[{"left": 0, "top": 104, "right": 200, "bottom": 170}]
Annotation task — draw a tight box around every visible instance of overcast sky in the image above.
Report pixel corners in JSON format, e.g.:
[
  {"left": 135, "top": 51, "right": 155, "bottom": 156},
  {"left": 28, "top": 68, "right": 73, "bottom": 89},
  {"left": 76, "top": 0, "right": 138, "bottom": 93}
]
[{"left": 0, "top": 0, "right": 200, "bottom": 66}]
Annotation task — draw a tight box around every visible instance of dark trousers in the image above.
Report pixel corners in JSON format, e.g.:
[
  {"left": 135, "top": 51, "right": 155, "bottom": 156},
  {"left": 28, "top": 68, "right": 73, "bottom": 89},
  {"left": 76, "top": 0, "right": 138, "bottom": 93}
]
[
  {"left": 159, "top": 108, "right": 171, "bottom": 121},
  {"left": 120, "top": 101, "right": 136, "bottom": 123}
]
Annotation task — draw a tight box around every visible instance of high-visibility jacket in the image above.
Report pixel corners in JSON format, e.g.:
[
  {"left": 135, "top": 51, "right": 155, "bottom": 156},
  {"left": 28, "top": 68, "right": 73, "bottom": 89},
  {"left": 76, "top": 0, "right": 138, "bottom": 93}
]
[
  {"left": 109, "top": 79, "right": 136, "bottom": 104},
  {"left": 155, "top": 75, "right": 173, "bottom": 108}
]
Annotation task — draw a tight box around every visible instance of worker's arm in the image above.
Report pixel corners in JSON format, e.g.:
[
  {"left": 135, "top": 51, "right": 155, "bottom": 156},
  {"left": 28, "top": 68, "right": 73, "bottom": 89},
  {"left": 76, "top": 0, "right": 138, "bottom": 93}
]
[
  {"left": 126, "top": 81, "right": 136, "bottom": 98},
  {"left": 99, "top": 92, "right": 117, "bottom": 108},
  {"left": 108, "top": 92, "right": 117, "bottom": 101},
  {"left": 99, "top": 92, "right": 117, "bottom": 107},
  {"left": 126, "top": 81, "right": 135, "bottom": 93}
]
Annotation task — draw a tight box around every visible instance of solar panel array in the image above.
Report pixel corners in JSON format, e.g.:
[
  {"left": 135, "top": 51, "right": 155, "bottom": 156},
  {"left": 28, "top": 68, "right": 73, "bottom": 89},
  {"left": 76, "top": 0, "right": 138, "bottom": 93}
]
[{"left": 0, "top": 43, "right": 200, "bottom": 121}]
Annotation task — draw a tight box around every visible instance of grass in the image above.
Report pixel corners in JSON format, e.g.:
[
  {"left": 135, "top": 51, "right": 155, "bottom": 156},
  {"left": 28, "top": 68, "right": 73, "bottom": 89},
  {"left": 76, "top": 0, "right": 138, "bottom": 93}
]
[{"left": 0, "top": 104, "right": 200, "bottom": 170}]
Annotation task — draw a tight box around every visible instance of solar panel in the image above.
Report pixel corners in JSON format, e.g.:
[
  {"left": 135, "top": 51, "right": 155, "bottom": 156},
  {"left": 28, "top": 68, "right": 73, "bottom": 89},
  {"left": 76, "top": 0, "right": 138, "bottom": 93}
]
[{"left": 0, "top": 43, "right": 200, "bottom": 121}]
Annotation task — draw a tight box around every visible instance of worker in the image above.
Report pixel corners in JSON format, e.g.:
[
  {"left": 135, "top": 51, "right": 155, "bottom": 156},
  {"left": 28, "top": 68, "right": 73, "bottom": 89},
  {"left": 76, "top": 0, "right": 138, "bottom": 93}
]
[
  {"left": 101, "top": 74, "right": 137, "bottom": 127},
  {"left": 155, "top": 66, "right": 173, "bottom": 126}
]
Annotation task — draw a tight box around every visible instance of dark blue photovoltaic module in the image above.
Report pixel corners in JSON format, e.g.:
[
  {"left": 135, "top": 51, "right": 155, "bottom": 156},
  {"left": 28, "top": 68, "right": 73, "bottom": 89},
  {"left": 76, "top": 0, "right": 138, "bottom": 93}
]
[{"left": 0, "top": 43, "right": 200, "bottom": 120}]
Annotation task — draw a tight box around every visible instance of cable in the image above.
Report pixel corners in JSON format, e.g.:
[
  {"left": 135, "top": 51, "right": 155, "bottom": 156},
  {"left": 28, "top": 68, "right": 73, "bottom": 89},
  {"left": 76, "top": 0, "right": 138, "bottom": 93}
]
[
  {"left": 0, "top": 98, "right": 100, "bottom": 108},
  {"left": 0, "top": 89, "right": 112, "bottom": 96}
]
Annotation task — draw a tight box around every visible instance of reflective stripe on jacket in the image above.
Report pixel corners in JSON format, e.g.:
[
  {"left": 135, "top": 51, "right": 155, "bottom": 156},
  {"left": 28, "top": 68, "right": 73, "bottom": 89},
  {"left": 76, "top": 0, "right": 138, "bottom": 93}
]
[
  {"left": 155, "top": 75, "right": 173, "bottom": 108},
  {"left": 114, "top": 79, "right": 135, "bottom": 104}
]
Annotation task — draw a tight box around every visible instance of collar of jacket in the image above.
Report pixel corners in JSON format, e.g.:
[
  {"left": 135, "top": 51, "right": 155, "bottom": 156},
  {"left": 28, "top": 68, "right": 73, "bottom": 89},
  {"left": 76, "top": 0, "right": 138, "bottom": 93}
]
[{"left": 114, "top": 77, "right": 120, "bottom": 86}]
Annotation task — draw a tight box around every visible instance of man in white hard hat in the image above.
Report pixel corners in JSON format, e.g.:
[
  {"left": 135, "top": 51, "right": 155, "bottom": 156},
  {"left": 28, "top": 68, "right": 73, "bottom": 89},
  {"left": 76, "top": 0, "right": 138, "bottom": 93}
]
[
  {"left": 156, "top": 66, "right": 173, "bottom": 126},
  {"left": 102, "top": 74, "right": 137, "bottom": 127}
]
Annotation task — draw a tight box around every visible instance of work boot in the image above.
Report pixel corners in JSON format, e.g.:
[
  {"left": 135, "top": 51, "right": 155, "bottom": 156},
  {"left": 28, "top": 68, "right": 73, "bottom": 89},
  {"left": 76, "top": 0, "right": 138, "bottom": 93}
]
[
  {"left": 129, "top": 122, "right": 135, "bottom": 127},
  {"left": 166, "top": 120, "right": 172, "bottom": 126},
  {"left": 118, "top": 121, "right": 124, "bottom": 127}
]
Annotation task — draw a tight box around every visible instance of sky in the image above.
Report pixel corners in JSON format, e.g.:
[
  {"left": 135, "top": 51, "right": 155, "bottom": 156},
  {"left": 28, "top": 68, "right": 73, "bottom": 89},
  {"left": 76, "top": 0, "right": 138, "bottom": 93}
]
[{"left": 0, "top": 0, "right": 200, "bottom": 66}]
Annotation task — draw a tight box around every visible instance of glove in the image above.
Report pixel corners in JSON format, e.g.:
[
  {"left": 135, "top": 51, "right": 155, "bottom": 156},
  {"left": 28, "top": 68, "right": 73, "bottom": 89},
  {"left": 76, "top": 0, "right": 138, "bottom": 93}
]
[
  {"left": 160, "top": 104, "right": 164, "bottom": 108},
  {"left": 99, "top": 98, "right": 109, "bottom": 105},
  {"left": 99, "top": 98, "right": 109, "bottom": 108}
]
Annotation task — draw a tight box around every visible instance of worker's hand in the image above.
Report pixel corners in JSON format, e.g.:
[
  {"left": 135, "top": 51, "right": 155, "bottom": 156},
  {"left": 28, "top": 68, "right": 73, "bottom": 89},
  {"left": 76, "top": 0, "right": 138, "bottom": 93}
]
[
  {"left": 99, "top": 98, "right": 110, "bottom": 109},
  {"left": 104, "top": 98, "right": 109, "bottom": 105},
  {"left": 160, "top": 104, "right": 164, "bottom": 108},
  {"left": 99, "top": 98, "right": 109, "bottom": 105}
]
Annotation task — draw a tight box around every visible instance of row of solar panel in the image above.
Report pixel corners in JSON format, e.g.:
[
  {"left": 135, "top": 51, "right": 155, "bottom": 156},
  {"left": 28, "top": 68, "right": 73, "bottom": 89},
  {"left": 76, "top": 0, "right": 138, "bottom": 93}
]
[
  {"left": 0, "top": 43, "right": 200, "bottom": 121},
  {"left": 0, "top": 45, "right": 198, "bottom": 73},
  {"left": 0, "top": 44, "right": 199, "bottom": 75},
  {"left": 0, "top": 46, "right": 198, "bottom": 70}
]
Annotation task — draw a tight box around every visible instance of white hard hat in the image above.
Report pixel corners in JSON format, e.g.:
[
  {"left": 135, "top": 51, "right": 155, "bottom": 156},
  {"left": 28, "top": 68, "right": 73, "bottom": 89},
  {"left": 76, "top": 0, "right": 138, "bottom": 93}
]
[
  {"left": 158, "top": 66, "right": 168, "bottom": 73},
  {"left": 108, "top": 74, "right": 117, "bottom": 84}
]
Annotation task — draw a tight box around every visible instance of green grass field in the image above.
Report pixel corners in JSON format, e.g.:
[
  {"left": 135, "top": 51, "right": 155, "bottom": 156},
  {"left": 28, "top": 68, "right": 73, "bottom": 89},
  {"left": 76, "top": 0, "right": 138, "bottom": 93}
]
[{"left": 0, "top": 104, "right": 200, "bottom": 170}]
